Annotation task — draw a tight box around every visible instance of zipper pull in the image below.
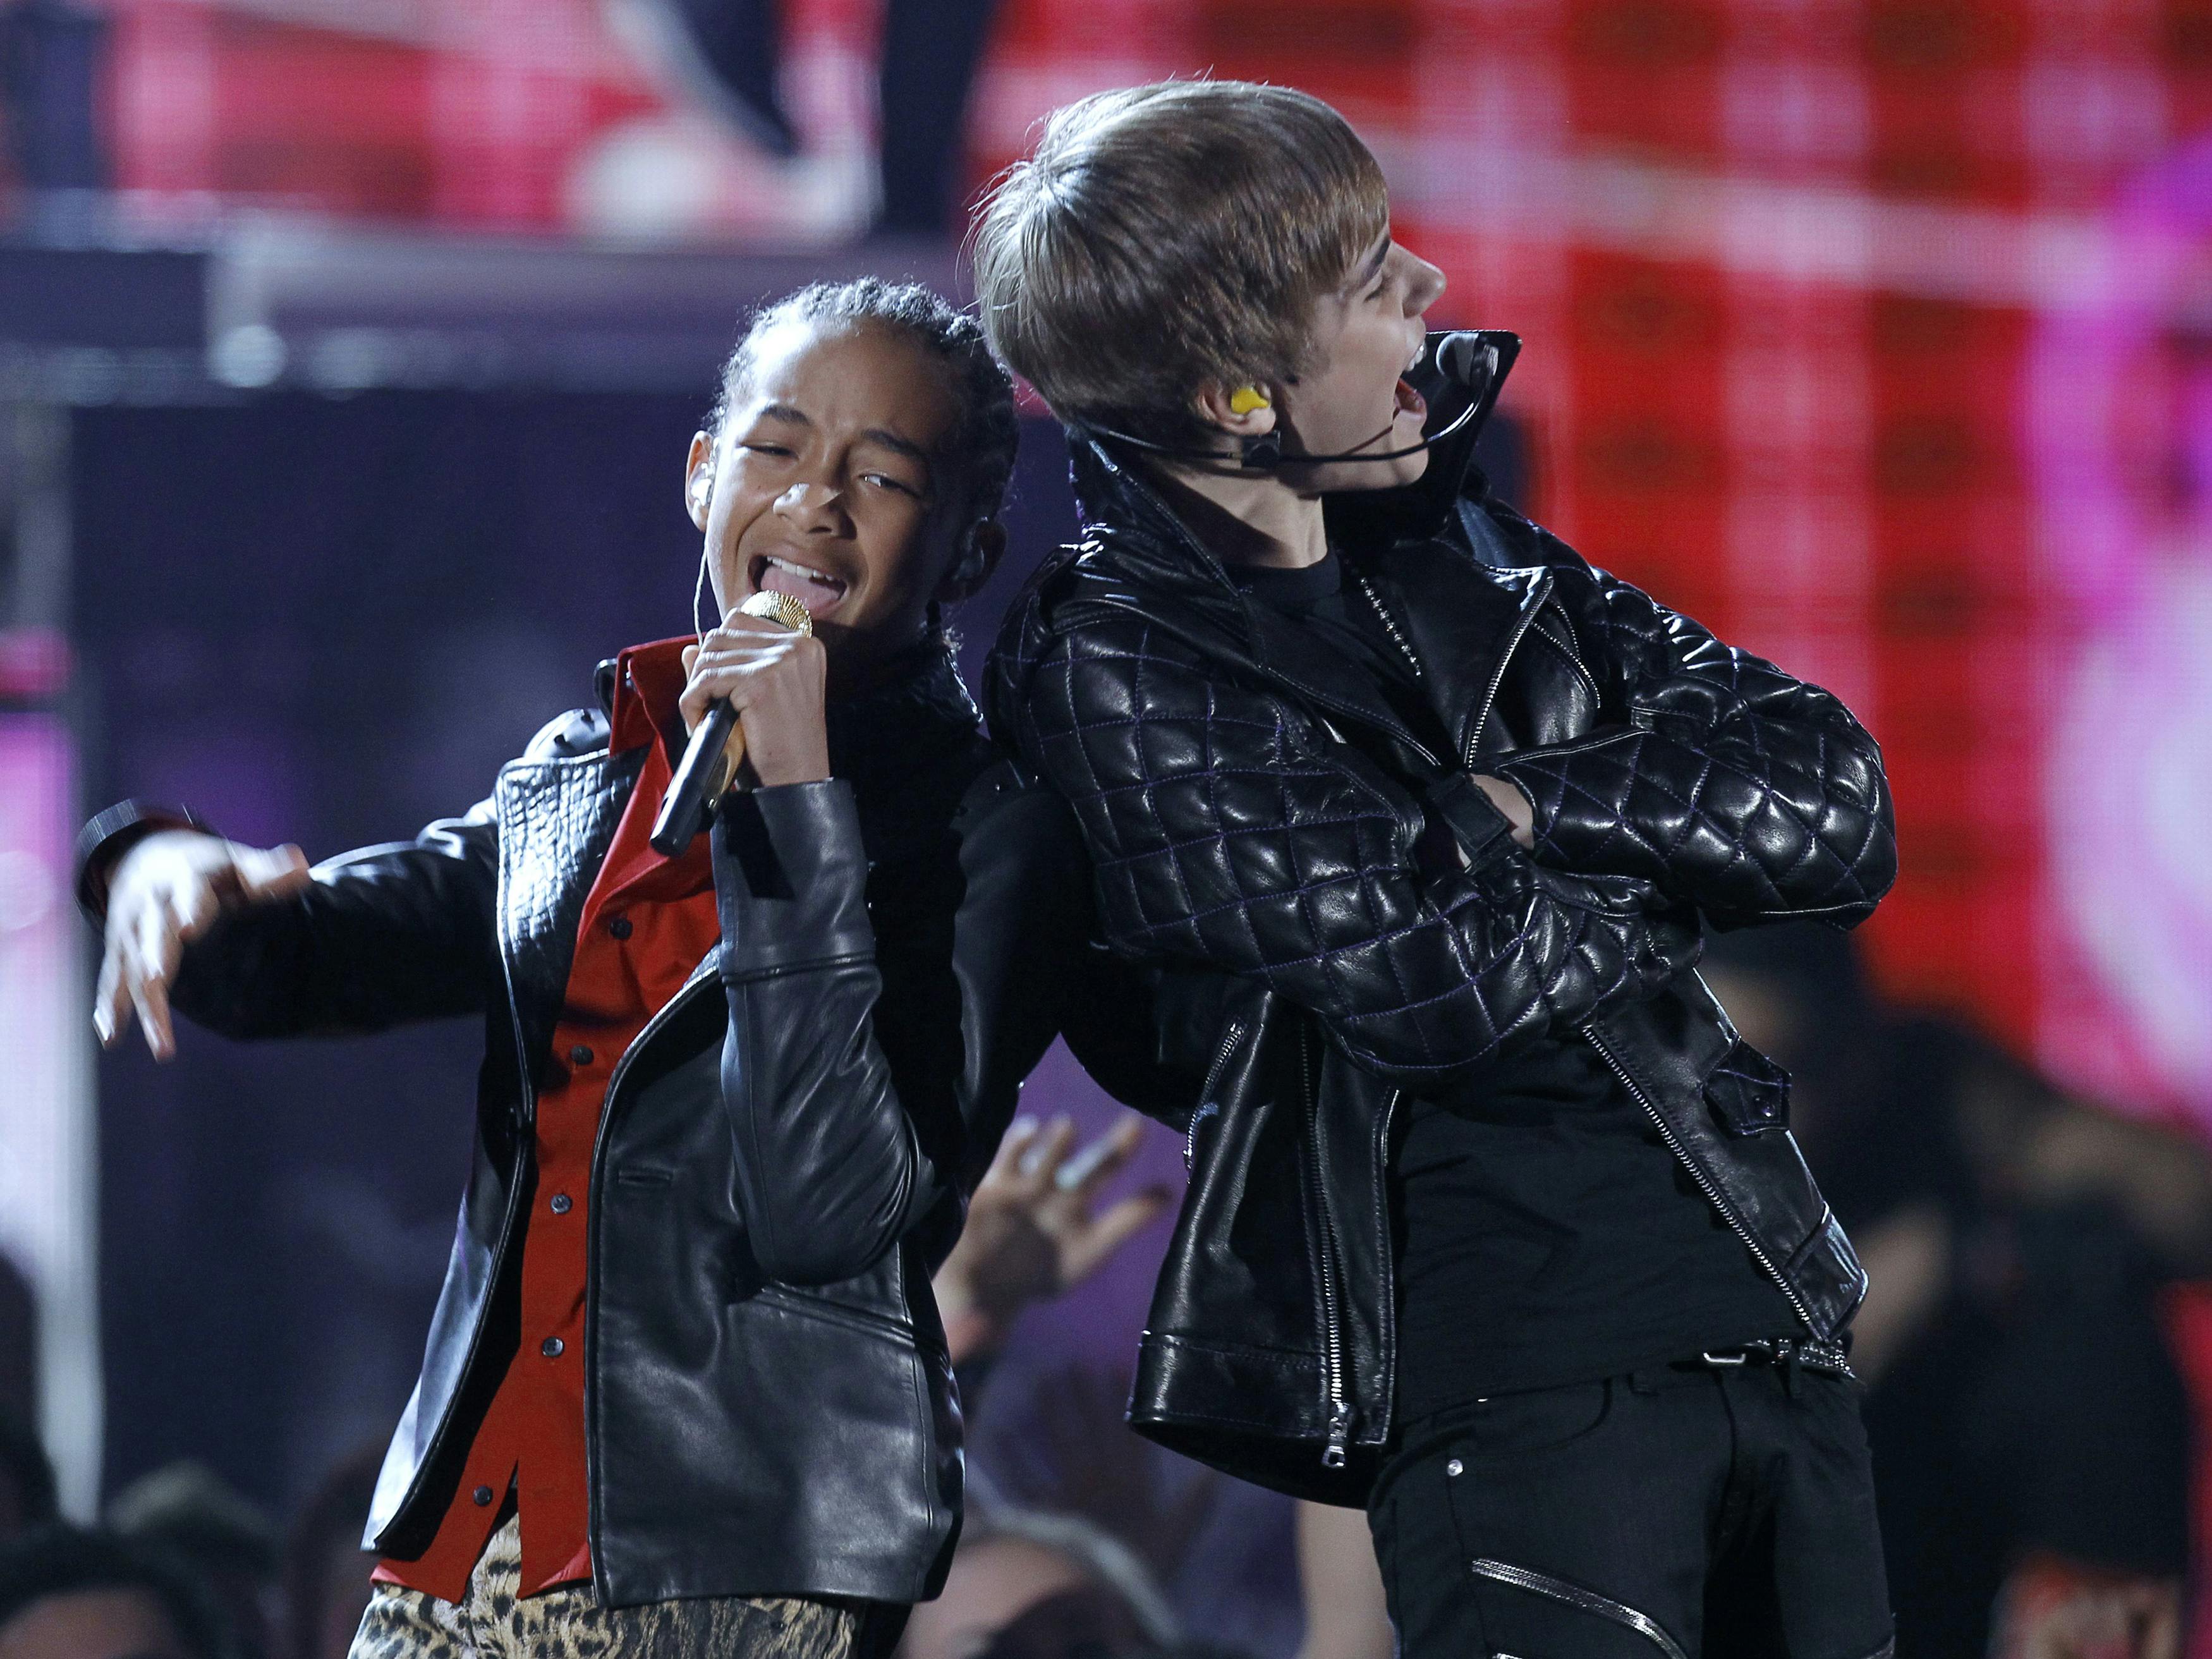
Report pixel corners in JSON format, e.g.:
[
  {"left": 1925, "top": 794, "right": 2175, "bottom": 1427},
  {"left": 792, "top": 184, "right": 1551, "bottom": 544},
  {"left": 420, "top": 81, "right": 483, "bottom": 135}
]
[
  {"left": 1183, "top": 1102, "right": 1220, "bottom": 1173},
  {"left": 1322, "top": 1398, "right": 1352, "bottom": 1469}
]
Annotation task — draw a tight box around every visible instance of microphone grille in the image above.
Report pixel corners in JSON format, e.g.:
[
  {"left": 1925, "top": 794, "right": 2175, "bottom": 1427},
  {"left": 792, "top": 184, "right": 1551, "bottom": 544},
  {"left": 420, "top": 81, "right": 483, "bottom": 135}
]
[
  {"left": 1435, "top": 332, "right": 1498, "bottom": 392},
  {"left": 738, "top": 590, "right": 813, "bottom": 635}
]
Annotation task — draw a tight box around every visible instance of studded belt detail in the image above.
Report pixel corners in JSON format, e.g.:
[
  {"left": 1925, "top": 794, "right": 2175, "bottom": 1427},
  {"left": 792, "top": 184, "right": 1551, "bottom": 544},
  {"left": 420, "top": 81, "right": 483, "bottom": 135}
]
[{"left": 1692, "top": 1335, "right": 1856, "bottom": 1378}]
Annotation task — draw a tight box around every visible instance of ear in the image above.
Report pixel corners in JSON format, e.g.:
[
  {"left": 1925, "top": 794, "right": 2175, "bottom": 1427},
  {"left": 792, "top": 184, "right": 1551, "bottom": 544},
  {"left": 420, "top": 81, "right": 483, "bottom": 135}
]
[
  {"left": 684, "top": 431, "right": 716, "bottom": 531},
  {"left": 1191, "top": 381, "right": 1278, "bottom": 442},
  {"left": 935, "top": 519, "right": 1007, "bottom": 605}
]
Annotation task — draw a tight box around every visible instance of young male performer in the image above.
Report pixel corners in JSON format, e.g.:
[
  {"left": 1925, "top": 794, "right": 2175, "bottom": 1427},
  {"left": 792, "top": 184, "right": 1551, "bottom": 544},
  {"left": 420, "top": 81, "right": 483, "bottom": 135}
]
[
  {"left": 79, "top": 280, "right": 1122, "bottom": 1658},
  {"left": 976, "top": 83, "right": 1900, "bottom": 1657}
]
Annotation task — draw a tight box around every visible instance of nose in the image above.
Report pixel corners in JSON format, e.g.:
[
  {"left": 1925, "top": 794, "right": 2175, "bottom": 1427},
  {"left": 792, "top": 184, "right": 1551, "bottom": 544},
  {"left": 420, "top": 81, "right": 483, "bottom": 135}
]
[
  {"left": 775, "top": 478, "right": 849, "bottom": 534},
  {"left": 1406, "top": 255, "right": 1445, "bottom": 319}
]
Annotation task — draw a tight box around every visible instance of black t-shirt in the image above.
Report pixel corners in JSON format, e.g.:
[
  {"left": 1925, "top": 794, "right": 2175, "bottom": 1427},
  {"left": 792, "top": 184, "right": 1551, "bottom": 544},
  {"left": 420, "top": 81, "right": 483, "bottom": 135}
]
[
  {"left": 1227, "top": 554, "right": 1450, "bottom": 758},
  {"left": 1229, "top": 549, "right": 1793, "bottom": 1421}
]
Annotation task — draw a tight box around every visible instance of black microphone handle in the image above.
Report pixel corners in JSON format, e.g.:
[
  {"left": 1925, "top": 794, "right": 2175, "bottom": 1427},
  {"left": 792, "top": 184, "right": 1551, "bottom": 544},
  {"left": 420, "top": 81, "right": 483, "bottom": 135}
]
[{"left": 649, "top": 698, "right": 740, "bottom": 857}]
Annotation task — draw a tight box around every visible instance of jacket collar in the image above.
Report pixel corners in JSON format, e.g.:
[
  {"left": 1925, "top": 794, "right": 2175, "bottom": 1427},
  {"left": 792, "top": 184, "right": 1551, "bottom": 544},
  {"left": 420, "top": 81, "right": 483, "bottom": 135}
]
[{"left": 1064, "top": 432, "right": 1550, "bottom": 770}]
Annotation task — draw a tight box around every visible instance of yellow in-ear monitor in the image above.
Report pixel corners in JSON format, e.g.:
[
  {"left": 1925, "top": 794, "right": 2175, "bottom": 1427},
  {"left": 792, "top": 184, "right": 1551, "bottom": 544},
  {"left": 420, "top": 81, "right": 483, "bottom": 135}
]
[{"left": 1227, "top": 386, "right": 1271, "bottom": 415}]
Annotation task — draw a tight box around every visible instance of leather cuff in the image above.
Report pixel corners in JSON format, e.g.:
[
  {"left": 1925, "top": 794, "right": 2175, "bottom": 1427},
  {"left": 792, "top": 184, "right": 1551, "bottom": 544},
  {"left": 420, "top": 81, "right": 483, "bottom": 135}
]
[
  {"left": 713, "top": 780, "right": 875, "bottom": 976},
  {"left": 75, "top": 801, "right": 214, "bottom": 921}
]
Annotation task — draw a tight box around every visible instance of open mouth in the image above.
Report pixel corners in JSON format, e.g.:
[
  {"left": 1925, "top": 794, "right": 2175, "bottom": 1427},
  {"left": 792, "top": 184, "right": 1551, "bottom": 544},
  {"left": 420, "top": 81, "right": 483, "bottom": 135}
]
[
  {"left": 1395, "top": 376, "right": 1428, "bottom": 420},
  {"left": 751, "top": 552, "right": 849, "bottom": 615}
]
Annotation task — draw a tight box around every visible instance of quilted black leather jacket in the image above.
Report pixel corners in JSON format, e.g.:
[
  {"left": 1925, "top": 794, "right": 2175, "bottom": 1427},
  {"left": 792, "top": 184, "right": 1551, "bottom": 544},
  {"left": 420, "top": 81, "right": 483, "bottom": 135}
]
[
  {"left": 79, "top": 645, "right": 1127, "bottom": 1608},
  {"left": 985, "top": 403, "right": 1898, "bottom": 1505}
]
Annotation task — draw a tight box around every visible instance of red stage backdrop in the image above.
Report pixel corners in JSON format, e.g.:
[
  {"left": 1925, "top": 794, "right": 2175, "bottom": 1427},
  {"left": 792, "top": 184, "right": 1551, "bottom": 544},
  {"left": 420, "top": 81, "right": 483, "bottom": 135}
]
[{"left": 97, "top": 0, "right": 2212, "bottom": 1129}]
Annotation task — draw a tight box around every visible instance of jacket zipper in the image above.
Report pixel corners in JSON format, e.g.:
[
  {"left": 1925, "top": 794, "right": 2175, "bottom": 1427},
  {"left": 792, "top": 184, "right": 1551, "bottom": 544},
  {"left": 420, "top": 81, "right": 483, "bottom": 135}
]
[
  {"left": 1185, "top": 1020, "right": 1246, "bottom": 1173},
  {"left": 1579, "top": 1021, "right": 1817, "bottom": 1331},
  {"left": 1299, "top": 1022, "right": 1352, "bottom": 1468},
  {"left": 1531, "top": 616, "right": 1603, "bottom": 708},
  {"left": 1372, "top": 1087, "right": 1402, "bottom": 1437},
  {"left": 1349, "top": 569, "right": 1550, "bottom": 772},
  {"left": 1462, "top": 579, "right": 1550, "bottom": 768}
]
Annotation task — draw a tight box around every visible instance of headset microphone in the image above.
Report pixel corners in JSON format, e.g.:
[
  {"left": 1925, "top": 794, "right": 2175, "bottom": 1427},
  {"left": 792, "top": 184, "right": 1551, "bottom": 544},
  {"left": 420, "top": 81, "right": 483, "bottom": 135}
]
[{"left": 1082, "top": 329, "right": 1516, "bottom": 470}]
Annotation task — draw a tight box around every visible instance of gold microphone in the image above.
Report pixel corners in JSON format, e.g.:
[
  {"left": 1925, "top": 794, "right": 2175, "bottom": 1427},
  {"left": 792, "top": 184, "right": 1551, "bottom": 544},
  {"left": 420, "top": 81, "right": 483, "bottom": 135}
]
[{"left": 648, "top": 590, "right": 813, "bottom": 856}]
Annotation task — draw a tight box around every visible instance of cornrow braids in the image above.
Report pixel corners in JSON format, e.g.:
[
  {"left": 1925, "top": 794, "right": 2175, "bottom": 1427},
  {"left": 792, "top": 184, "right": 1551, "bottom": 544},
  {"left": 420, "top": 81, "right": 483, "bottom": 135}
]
[{"left": 709, "top": 279, "right": 1019, "bottom": 528}]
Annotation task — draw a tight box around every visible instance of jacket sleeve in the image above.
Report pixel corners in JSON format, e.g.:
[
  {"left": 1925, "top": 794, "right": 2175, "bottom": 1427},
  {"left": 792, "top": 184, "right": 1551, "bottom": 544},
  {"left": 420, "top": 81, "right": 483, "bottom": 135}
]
[
  {"left": 999, "top": 612, "right": 1699, "bottom": 1090},
  {"left": 76, "top": 799, "right": 501, "bottom": 1038},
  {"left": 1487, "top": 531, "right": 1897, "bottom": 932},
  {"left": 711, "top": 769, "right": 1087, "bottom": 1287}
]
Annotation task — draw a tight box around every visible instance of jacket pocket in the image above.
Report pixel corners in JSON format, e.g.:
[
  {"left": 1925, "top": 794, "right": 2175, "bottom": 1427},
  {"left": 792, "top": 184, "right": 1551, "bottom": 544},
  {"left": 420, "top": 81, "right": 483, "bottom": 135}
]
[
  {"left": 748, "top": 1284, "right": 932, "bottom": 1350},
  {"left": 1703, "top": 1038, "right": 1791, "bottom": 1136},
  {"left": 1435, "top": 1379, "right": 1613, "bottom": 1465}
]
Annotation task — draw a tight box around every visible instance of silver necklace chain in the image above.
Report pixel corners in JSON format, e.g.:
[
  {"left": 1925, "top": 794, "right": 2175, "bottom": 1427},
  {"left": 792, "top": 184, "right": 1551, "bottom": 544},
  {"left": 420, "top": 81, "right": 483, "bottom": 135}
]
[{"left": 1351, "top": 570, "right": 1423, "bottom": 681}]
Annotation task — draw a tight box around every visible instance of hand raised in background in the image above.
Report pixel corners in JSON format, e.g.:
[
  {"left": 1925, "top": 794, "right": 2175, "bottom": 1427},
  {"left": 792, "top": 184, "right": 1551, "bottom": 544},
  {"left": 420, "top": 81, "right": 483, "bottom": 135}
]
[
  {"left": 933, "top": 1115, "right": 1171, "bottom": 1366},
  {"left": 94, "top": 830, "right": 310, "bottom": 1060}
]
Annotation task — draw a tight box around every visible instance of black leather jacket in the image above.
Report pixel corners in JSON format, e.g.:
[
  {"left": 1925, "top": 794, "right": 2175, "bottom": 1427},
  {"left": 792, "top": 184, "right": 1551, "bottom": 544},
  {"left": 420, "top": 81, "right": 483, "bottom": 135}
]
[
  {"left": 985, "top": 401, "right": 1898, "bottom": 1505},
  {"left": 78, "top": 644, "right": 1120, "bottom": 1607}
]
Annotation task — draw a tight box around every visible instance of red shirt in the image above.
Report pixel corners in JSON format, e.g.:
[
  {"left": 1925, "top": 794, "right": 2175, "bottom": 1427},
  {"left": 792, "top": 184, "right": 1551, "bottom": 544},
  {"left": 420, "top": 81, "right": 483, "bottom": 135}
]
[{"left": 375, "top": 638, "right": 722, "bottom": 1602}]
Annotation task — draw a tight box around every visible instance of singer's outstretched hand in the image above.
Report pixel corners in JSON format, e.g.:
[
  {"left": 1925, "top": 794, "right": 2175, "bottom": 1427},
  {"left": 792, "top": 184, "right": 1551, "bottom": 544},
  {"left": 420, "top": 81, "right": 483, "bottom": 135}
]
[
  {"left": 94, "top": 830, "right": 312, "bottom": 1059},
  {"left": 680, "top": 609, "right": 831, "bottom": 788}
]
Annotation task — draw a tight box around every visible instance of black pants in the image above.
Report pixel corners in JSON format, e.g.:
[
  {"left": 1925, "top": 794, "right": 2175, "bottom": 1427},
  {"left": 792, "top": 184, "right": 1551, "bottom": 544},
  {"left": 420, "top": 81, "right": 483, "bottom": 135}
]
[{"left": 1367, "top": 1363, "right": 1894, "bottom": 1659}]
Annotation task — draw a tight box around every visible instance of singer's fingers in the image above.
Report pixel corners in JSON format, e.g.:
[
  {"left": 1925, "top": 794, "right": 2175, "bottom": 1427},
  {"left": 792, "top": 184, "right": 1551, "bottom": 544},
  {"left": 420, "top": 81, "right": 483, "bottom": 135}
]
[
  {"left": 94, "top": 944, "right": 133, "bottom": 1047},
  {"left": 681, "top": 657, "right": 805, "bottom": 714},
  {"left": 698, "top": 616, "right": 801, "bottom": 656},
  {"left": 129, "top": 974, "right": 173, "bottom": 1060},
  {"left": 717, "top": 605, "right": 800, "bottom": 633},
  {"left": 133, "top": 900, "right": 184, "bottom": 1007},
  {"left": 128, "top": 897, "right": 181, "bottom": 1059},
  {"left": 678, "top": 674, "right": 753, "bottom": 741},
  {"left": 139, "top": 970, "right": 176, "bottom": 1060},
  {"left": 121, "top": 937, "right": 176, "bottom": 1061},
  {"left": 689, "top": 633, "right": 811, "bottom": 671},
  {"left": 233, "top": 843, "right": 310, "bottom": 901},
  {"left": 165, "top": 879, "right": 216, "bottom": 943}
]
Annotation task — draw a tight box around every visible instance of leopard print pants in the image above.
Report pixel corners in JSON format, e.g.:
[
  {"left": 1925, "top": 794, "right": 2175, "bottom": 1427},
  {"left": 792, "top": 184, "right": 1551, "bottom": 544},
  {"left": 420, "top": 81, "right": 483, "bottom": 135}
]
[{"left": 348, "top": 1516, "right": 865, "bottom": 1659}]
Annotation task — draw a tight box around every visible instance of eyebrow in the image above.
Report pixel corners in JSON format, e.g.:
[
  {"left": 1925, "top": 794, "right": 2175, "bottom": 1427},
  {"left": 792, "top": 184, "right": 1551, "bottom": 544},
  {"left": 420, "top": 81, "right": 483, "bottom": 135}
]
[
  {"left": 860, "top": 427, "right": 933, "bottom": 468},
  {"left": 752, "top": 403, "right": 934, "bottom": 471},
  {"left": 1358, "top": 238, "right": 1392, "bottom": 287}
]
